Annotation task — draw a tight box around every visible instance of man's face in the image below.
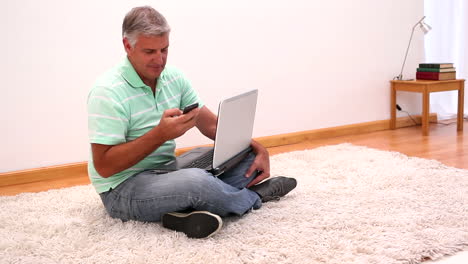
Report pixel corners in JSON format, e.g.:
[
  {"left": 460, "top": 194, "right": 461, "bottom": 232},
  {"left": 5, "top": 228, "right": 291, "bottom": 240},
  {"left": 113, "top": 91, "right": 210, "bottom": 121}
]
[{"left": 123, "top": 33, "right": 169, "bottom": 84}]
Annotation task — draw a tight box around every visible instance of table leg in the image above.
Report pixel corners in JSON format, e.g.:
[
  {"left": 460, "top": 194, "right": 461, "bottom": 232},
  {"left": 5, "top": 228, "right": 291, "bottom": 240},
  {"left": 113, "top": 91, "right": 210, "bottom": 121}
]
[
  {"left": 457, "top": 81, "right": 464, "bottom": 131},
  {"left": 390, "top": 83, "right": 396, "bottom": 129},
  {"left": 422, "top": 90, "right": 429, "bottom": 136}
]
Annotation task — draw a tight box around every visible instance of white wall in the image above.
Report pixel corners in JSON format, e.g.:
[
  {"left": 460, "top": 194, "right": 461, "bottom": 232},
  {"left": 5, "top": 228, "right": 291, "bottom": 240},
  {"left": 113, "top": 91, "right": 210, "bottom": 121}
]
[{"left": 0, "top": 0, "right": 425, "bottom": 173}]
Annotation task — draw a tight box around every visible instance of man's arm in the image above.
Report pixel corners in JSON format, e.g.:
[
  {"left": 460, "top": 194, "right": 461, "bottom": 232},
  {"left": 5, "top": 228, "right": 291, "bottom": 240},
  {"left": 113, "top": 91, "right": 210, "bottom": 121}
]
[
  {"left": 92, "top": 108, "right": 200, "bottom": 178},
  {"left": 195, "top": 106, "right": 218, "bottom": 140}
]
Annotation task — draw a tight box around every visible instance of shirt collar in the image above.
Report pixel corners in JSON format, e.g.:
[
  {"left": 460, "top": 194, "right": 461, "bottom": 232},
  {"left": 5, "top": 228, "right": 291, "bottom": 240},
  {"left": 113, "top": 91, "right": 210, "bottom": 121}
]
[{"left": 120, "top": 57, "right": 148, "bottom": 88}]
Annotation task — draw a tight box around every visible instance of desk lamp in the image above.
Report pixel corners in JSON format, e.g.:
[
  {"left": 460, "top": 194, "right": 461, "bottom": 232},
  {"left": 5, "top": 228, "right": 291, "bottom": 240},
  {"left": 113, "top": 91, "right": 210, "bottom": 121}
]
[{"left": 395, "top": 16, "right": 432, "bottom": 80}]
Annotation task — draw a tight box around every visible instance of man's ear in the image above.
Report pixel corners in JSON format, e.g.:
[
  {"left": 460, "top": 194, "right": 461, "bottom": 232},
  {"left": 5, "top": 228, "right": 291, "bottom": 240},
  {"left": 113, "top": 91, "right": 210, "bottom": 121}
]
[{"left": 123, "top": 38, "right": 132, "bottom": 53}]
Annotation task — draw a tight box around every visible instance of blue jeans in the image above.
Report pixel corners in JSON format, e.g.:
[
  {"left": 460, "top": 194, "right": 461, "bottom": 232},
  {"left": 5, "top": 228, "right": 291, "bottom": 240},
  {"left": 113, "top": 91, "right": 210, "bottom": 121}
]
[{"left": 99, "top": 153, "right": 262, "bottom": 222}]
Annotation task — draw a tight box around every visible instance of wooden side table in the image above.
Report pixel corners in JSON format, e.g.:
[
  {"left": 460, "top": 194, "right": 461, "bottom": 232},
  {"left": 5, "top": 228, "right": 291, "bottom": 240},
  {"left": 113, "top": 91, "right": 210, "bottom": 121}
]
[{"left": 390, "top": 79, "right": 465, "bottom": 136}]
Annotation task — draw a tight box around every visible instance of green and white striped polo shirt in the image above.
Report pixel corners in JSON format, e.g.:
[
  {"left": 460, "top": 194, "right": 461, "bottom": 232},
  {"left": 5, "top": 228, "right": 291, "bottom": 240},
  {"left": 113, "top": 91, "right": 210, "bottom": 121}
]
[{"left": 87, "top": 57, "right": 203, "bottom": 193}]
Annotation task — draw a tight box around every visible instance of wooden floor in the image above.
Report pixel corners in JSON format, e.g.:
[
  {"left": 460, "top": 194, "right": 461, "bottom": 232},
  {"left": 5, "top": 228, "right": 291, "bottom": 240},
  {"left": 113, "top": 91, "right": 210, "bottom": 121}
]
[
  {"left": 1, "top": 120, "right": 467, "bottom": 196},
  {"left": 269, "top": 119, "right": 468, "bottom": 169}
]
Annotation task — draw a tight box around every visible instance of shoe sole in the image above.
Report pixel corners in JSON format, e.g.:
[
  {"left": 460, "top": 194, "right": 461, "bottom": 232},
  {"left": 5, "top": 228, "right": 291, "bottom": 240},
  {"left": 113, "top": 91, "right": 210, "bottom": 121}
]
[{"left": 162, "top": 211, "right": 222, "bottom": 239}]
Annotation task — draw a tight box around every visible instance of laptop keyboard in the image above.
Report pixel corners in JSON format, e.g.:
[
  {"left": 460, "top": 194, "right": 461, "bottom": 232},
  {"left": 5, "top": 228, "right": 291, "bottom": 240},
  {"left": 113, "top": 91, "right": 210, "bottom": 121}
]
[{"left": 185, "top": 150, "right": 214, "bottom": 169}]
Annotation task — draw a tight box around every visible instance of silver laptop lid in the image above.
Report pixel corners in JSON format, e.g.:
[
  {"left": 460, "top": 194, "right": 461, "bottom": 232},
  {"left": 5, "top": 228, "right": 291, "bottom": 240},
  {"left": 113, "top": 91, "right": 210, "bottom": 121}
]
[{"left": 212, "top": 89, "right": 258, "bottom": 169}]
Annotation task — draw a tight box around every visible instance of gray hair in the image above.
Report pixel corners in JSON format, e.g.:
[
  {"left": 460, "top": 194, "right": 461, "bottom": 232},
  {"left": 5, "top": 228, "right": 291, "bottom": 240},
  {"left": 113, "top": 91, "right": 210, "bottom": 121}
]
[{"left": 122, "top": 6, "right": 171, "bottom": 47}]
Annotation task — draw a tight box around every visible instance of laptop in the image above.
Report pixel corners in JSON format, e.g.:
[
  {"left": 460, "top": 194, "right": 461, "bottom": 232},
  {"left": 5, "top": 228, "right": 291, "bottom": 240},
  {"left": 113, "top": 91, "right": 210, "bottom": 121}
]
[{"left": 151, "top": 89, "right": 258, "bottom": 176}]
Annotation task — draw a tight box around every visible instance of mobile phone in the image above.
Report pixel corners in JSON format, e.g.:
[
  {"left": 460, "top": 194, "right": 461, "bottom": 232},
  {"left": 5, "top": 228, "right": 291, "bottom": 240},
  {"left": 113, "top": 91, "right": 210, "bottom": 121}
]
[{"left": 182, "top": 102, "right": 199, "bottom": 114}]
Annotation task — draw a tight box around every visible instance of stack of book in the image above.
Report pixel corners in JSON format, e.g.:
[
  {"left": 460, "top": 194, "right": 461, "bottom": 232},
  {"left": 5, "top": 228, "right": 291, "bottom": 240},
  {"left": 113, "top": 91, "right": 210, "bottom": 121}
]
[{"left": 416, "top": 63, "right": 456, "bottom": 80}]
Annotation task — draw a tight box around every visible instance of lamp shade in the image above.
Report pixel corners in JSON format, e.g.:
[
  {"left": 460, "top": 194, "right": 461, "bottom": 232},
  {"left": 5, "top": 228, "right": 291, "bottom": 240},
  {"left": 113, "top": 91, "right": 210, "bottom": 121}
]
[{"left": 419, "top": 21, "right": 432, "bottom": 34}]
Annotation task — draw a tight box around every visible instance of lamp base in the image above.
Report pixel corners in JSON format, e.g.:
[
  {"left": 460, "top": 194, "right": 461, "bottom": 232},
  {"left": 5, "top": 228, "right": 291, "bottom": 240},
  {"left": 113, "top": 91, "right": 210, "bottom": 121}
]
[
  {"left": 393, "top": 75, "right": 403, "bottom": 80},
  {"left": 393, "top": 75, "right": 414, "bottom": 81}
]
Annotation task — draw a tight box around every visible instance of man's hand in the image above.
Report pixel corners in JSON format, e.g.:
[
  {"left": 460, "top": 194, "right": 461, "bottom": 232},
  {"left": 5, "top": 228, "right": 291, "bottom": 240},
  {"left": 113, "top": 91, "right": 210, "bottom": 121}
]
[
  {"left": 158, "top": 107, "right": 200, "bottom": 141},
  {"left": 245, "top": 140, "right": 270, "bottom": 188}
]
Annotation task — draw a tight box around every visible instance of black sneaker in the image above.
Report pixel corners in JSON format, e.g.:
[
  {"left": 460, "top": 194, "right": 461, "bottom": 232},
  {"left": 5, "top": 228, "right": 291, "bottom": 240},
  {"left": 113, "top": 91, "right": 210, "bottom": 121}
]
[
  {"left": 249, "top": 176, "right": 297, "bottom": 202},
  {"left": 162, "top": 211, "right": 222, "bottom": 239}
]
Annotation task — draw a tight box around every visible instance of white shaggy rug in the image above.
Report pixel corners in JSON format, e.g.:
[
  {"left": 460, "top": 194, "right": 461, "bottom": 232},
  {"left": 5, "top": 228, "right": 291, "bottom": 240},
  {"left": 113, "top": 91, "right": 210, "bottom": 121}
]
[{"left": 1, "top": 144, "right": 467, "bottom": 264}]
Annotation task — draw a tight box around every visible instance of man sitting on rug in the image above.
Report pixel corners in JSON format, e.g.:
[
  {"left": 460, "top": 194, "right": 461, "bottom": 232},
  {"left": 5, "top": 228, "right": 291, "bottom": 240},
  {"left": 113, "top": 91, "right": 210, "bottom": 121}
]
[{"left": 87, "top": 6, "right": 297, "bottom": 239}]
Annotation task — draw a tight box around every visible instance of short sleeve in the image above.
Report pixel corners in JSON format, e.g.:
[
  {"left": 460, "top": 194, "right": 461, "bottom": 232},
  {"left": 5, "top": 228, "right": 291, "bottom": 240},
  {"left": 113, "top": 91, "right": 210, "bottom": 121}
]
[{"left": 87, "top": 87, "right": 129, "bottom": 145}]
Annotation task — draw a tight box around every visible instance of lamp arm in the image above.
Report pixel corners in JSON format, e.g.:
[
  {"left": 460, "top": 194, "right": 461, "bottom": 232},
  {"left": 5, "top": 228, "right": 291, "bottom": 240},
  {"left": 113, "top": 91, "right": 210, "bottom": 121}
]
[
  {"left": 397, "top": 28, "right": 416, "bottom": 80},
  {"left": 396, "top": 16, "right": 426, "bottom": 80}
]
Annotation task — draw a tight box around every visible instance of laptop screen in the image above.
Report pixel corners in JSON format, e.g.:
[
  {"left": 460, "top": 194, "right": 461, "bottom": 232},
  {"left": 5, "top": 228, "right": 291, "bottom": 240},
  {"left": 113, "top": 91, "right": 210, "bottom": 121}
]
[{"left": 212, "top": 89, "right": 258, "bottom": 168}]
